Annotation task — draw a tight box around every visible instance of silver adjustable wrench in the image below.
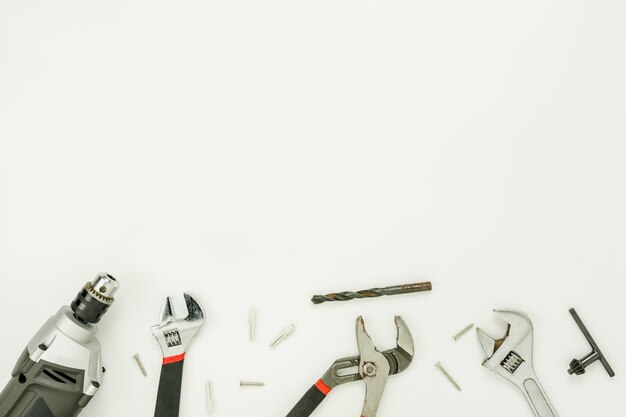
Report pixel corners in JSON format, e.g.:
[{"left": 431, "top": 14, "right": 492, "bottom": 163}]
[
  {"left": 152, "top": 293, "right": 205, "bottom": 417},
  {"left": 285, "top": 316, "right": 414, "bottom": 417},
  {"left": 477, "top": 309, "right": 559, "bottom": 417}
]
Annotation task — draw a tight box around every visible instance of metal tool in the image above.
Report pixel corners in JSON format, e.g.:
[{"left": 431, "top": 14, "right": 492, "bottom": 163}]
[
  {"left": 240, "top": 381, "right": 265, "bottom": 387},
  {"left": 249, "top": 309, "right": 257, "bottom": 342},
  {"left": 452, "top": 323, "right": 474, "bottom": 341},
  {"left": 285, "top": 316, "right": 414, "bottom": 417},
  {"left": 0, "top": 272, "right": 120, "bottom": 417},
  {"left": 270, "top": 324, "right": 295, "bottom": 348},
  {"left": 133, "top": 354, "right": 148, "bottom": 377},
  {"left": 435, "top": 362, "right": 461, "bottom": 391},
  {"left": 312, "top": 282, "right": 431, "bottom": 304},
  {"left": 477, "top": 309, "right": 559, "bottom": 417},
  {"left": 152, "top": 293, "right": 205, "bottom": 417},
  {"left": 205, "top": 380, "right": 214, "bottom": 414},
  {"left": 567, "top": 308, "right": 614, "bottom": 377}
]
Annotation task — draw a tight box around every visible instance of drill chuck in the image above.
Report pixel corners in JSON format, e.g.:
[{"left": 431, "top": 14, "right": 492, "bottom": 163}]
[{"left": 71, "top": 272, "right": 119, "bottom": 324}]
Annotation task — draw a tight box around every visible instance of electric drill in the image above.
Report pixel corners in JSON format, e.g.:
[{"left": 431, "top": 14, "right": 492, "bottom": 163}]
[{"left": 0, "top": 273, "right": 120, "bottom": 417}]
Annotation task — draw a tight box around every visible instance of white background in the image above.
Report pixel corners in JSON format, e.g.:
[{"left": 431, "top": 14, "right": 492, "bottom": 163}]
[{"left": 0, "top": 0, "right": 625, "bottom": 416}]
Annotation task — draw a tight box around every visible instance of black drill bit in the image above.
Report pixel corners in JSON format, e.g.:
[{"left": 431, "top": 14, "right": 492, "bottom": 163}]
[{"left": 312, "top": 281, "right": 432, "bottom": 305}]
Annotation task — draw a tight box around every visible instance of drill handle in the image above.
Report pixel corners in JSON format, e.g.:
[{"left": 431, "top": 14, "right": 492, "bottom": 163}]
[{"left": 0, "top": 348, "right": 91, "bottom": 417}]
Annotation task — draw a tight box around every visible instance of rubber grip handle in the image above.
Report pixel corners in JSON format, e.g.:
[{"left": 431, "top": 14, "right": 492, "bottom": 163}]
[
  {"left": 154, "top": 360, "right": 185, "bottom": 417},
  {"left": 286, "top": 384, "right": 328, "bottom": 417}
]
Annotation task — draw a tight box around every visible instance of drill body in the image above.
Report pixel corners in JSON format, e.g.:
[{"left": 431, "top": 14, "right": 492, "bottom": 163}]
[{"left": 0, "top": 273, "right": 119, "bottom": 417}]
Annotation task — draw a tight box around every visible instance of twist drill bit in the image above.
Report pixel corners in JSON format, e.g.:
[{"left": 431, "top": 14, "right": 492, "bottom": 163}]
[{"left": 311, "top": 281, "right": 432, "bottom": 304}]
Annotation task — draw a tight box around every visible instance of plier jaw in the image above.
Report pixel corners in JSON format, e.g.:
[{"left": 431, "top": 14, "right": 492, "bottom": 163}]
[{"left": 286, "top": 316, "right": 414, "bottom": 417}]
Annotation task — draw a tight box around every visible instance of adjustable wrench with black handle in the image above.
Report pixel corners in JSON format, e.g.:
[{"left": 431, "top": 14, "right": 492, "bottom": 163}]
[{"left": 152, "top": 293, "right": 205, "bottom": 417}]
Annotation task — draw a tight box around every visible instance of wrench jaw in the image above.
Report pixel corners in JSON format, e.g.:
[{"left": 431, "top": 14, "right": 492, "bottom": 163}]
[
  {"left": 477, "top": 310, "right": 536, "bottom": 386},
  {"left": 152, "top": 293, "right": 205, "bottom": 359},
  {"left": 183, "top": 293, "right": 204, "bottom": 321},
  {"left": 493, "top": 310, "right": 533, "bottom": 347},
  {"left": 158, "top": 296, "right": 175, "bottom": 325},
  {"left": 477, "top": 327, "right": 499, "bottom": 364}
]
